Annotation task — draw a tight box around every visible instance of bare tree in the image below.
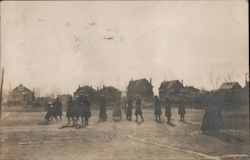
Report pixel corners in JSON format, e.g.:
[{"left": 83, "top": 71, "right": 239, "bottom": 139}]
[
  {"left": 223, "top": 71, "right": 234, "bottom": 83},
  {"left": 209, "top": 72, "right": 221, "bottom": 91}
]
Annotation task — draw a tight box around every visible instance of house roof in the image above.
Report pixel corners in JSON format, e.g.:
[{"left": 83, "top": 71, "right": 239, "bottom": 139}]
[
  {"left": 218, "top": 82, "right": 242, "bottom": 90},
  {"left": 75, "top": 85, "right": 96, "bottom": 93},
  {"left": 128, "top": 78, "right": 152, "bottom": 90},
  {"left": 180, "top": 86, "right": 200, "bottom": 93},
  {"left": 12, "top": 84, "right": 32, "bottom": 93},
  {"left": 99, "top": 86, "right": 120, "bottom": 93},
  {"left": 159, "top": 80, "right": 183, "bottom": 89}
]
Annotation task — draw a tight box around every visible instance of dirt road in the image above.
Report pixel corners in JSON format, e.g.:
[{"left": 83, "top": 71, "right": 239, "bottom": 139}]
[{"left": 0, "top": 109, "right": 249, "bottom": 160}]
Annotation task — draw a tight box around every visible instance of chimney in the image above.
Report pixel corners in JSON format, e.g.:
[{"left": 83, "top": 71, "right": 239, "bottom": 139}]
[
  {"left": 150, "top": 78, "right": 152, "bottom": 84},
  {"left": 97, "top": 87, "right": 99, "bottom": 91},
  {"left": 181, "top": 80, "right": 183, "bottom": 85}
]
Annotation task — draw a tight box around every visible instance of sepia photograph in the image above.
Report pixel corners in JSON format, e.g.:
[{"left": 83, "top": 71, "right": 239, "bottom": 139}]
[{"left": 0, "top": 1, "right": 249, "bottom": 160}]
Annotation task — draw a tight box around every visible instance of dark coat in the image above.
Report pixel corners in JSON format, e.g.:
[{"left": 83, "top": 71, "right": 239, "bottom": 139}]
[
  {"left": 54, "top": 100, "right": 62, "bottom": 116},
  {"left": 66, "top": 100, "right": 78, "bottom": 118},
  {"left": 99, "top": 99, "right": 107, "bottom": 119},
  {"left": 164, "top": 99, "right": 171, "bottom": 117},
  {"left": 83, "top": 99, "right": 91, "bottom": 118},
  {"left": 126, "top": 99, "right": 133, "bottom": 117},
  {"left": 201, "top": 95, "right": 223, "bottom": 133},
  {"left": 135, "top": 98, "right": 142, "bottom": 115},
  {"left": 154, "top": 98, "right": 161, "bottom": 115},
  {"left": 178, "top": 99, "right": 186, "bottom": 115},
  {"left": 44, "top": 103, "right": 57, "bottom": 120}
]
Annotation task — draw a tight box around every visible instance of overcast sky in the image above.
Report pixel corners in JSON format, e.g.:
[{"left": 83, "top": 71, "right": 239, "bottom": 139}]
[{"left": 1, "top": 1, "right": 248, "bottom": 96}]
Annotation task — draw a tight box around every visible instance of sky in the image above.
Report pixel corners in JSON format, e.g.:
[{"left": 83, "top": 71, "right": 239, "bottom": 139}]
[{"left": 0, "top": 1, "right": 249, "bottom": 96}]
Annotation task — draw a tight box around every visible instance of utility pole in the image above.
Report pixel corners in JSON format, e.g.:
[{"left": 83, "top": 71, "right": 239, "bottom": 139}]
[
  {"left": 245, "top": 72, "right": 249, "bottom": 85},
  {"left": 0, "top": 68, "right": 4, "bottom": 119}
]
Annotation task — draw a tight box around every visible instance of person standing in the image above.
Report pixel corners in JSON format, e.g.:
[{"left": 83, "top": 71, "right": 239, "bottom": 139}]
[
  {"left": 54, "top": 97, "right": 62, "bottom": 120},
  {"left": 99, "top": 95, "right": 107, "bottom": 121},
  {"left": 201, "top": 92, "right": 223, "bottom": 134},
  {"left": 44, "top": 101, "right": 57, "bottom": 121},
  {"left": 126, "top": 97, "right": 133, "bottom": 121},
  {"left": 178, "top": 97, "right": 186, "bottom": 122},
  {"left": 66, "top": 96, "right": 76, "bottom": 125},
  {"left": 83, "top": 96, "right": 91, "bottom": 126},
  {"left": 112, "top": 100, "right": 122, "bottom": 121},
  {"left": 164, "top": 96, "right": 172, "bottom": 124},
  {"left": 135, "top": 95, "right": 144, "bottom": 122},
  {"left": 154, "top": 96, "right": 161, "bottom": 122}
]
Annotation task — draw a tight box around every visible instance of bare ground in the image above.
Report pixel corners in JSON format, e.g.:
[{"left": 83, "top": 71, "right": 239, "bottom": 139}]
[{"left": 0, "top": 108, "right": 249, "bottom": 160}]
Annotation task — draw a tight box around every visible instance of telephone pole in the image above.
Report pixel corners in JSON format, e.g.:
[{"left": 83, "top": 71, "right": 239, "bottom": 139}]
[{"left": 0, "top": 68, "right": 4, "bottom": 119}]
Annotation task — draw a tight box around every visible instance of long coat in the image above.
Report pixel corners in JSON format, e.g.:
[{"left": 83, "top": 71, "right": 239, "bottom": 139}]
[
  {"left": 135, "top": 98, "right": 142, "bottom": 116},
  {"left": 126, "top": 99, "right": 133, "bottom": 117},
  {"left": 164, "top": 99, "right": 171, "bottom": 117},
  {"left": 83, "top": 99, "right": 91, "bottom": 118},
  {"left": 54, "top": 100, "right": 62, "bottom": 116},
  {"left": 113, "top": 101, "right": 122, "bottom": 118},
  {"left": 201, "top": 95, "right": 223, "bottom": 133},
  {"left": 66, "top": 99, "right": 77, "bottom": 118},
  {"left": 154, "top": 98, "right": 162, "bottom": 115},
  {"left": 178, "top": 99, "right": 186, "bottom": 115},
  {"left": 99, "top": 99, "right": 107, "bottom": 119}
]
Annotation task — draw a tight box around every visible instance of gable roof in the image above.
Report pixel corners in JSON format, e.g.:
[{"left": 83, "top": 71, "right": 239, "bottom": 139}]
[
  {"left": 75, "top": 85, "right": 96, "bottom": 93},
  {"left": 159, "top": 80, "right": 183, "bottom": 89},
  {"left": 218, "top": 82, "right": 242, "bottom": 90},
  {"left": 181, "top": 86, "right": 200, "bottom": 93},
  {"left": 128, "top": 78, "right": 152, "bottom": 90},
  {"left": 12, "top": 84, "right": 32, "bottom": 93},
  {"left": 99, "top": 86, "right": 120, "bottom": 93}
]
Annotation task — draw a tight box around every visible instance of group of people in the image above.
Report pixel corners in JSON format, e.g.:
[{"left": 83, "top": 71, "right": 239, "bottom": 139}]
[
  {"left": 44, "top": 94, "right": 187, "bottom": 126},
  {"left": 44, "top": 98, "right": 63, "bottom": 121},
  {"left": 124, "top": 96, "right": 144, "bottom": 122},
  {"left": 44, "top": 93, "right": 223, "bottom": 135},
  {"left": 153, "top": 95, "right": 186, "bottom": 123}
]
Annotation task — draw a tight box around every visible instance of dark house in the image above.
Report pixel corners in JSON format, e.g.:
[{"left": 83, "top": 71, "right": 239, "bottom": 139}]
[
  {"left": 217, "top": 82, "right": 242, "bottom": 106},
  {"left": 35, "top": 96, "right": 53, "bottom": 107},
  {"left": 180, "top": 86, "right": 205, "bottom": 106},
  {"left": 241, "top": 81, "right": 249, "bottom": 105},
  {"left": 74, "top": 85, "right": 98, "bottom": 102},
  {"left": 127, "top": 78, "right": 153, "bottom": 101},
  {"left": 57, "top": 94, "right": 72, "bottom": 109},
  {"left": 98, "top": 86, "right": 121, "bottom": 103},
  {"left": 159, "top": 80, "right": 184, "bottom": 102},
  {"left": 7, "top": 84, "right": 35, "bottom": 105},
  {"left": 218, "top": 82, "right": 242, "bottom": 91}
]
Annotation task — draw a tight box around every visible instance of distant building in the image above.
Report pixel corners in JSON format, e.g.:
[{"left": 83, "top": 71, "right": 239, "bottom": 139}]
[
  {"left": 127, "top": 78, "right": 153, "bottom": 101},
  {"left": 98, "top": 86, "right": 121, "bottom": 102},
  {"left": 180, "top": 86, "right": 204, "bottom": 106},
  {"left": 74, "top": 85, "right": 98, "bottom": 102},
  {"left": 7, "top": 84, "right": 34, "bottom": 105},
  {"left": 57, "top": 94, "right": 72, "bottom": 108},
  {"left": 218, "top": 82, "right": 242, "bottom": 91},
  {"left": 217, "top": 82, "right": 242, "bottom": 106},
  {"left": 159, "top": 80, "right": 184, "bottom": 102},
  {"left": 241, "top": 81, "right": 249, "bottom": 105},
  {"left": 36, "top": 96, "right": 53, "bottom": 107}
]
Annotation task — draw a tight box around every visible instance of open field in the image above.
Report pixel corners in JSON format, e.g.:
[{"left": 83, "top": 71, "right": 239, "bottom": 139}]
[{"left": 0, "top": 108, "right": 249, "bottom": 160}]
